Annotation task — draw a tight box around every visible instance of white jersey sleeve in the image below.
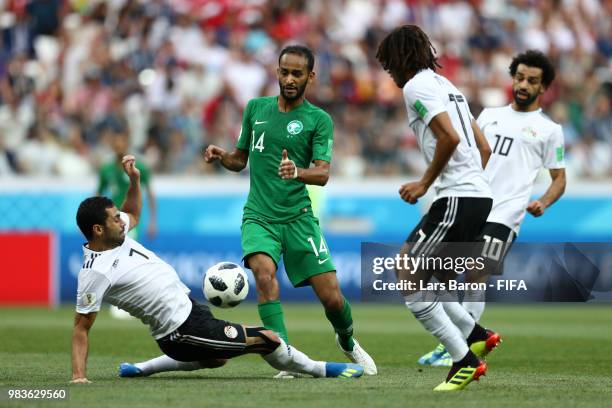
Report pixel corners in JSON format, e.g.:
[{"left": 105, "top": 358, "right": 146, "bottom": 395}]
[
  {"left": 403, "top": 75, "right": 447, "bottom": 126},
  {"left": 543, "top": 124, "right": 565, "bottom": 169},
  {"left": 76, "top": 269, "right": 110, "bottom": 314}
]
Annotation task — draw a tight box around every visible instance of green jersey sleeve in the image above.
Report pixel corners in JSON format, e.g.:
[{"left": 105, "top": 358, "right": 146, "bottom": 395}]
[
  {"left": 312, "top": 113, "right": 334, "bottom": 163},
  {"left": 236, "top": 100, "right": 254, "bottom": 151}
]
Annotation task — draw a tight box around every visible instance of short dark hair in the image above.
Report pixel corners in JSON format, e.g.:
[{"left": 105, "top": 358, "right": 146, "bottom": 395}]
[
  {"left": 376, "top": 25, "right": 441, "bottom": 75},
  {"left": 76, "top": 196, "right": 114, "bottom": 240},
  {"left": 278, "top": 45, "right": 315, "bottom": 72},
  {"left": 509, "top": 50, "right": 556, "bottom": 88}
]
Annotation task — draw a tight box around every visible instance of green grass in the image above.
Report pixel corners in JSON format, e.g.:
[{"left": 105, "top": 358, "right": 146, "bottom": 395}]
[{"left": 1, "top": 304, "right": 611, "bottom": 407}]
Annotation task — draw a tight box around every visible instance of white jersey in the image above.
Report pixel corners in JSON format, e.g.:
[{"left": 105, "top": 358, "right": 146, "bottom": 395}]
[
  {"left": 76, "top": 212, "right": 192, "bottom": 339},
  {"left": 477, "top": 105, "right": 565, "bottom": 234},
  {"left": 403, "top": 69, "right": 491, "bottom": 200}
]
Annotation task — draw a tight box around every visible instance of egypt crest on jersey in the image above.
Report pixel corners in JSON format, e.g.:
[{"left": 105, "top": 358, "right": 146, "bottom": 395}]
[{"left": 477, "top": 105, "right": 565, "bottom": 233}]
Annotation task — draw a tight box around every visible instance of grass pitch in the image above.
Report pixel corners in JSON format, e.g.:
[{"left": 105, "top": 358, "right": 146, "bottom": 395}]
[{"left": 1, "top": 304, "right": 611, "bottom": 408}]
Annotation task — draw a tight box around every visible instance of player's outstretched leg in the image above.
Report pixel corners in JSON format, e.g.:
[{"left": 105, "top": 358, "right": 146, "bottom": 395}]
[
  {"left": 119, "top": 355, "right": 226, "bottom": 377},
  {"left": 120, "top": 326, "right": 363, "bottom": 379},
  {"left": 310, "top": 272, "right": 377, "bottom": 375},
  {"left": 247, "top": 327, "right": 364, "bottom": 378}
]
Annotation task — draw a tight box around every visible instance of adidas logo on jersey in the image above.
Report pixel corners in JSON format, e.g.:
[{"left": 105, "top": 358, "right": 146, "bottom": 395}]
[
  {"left": 112, "top": 259, "right": 119, "bottom": 268},
  {"left": 83, "top": 253, "right": 99, "bottom": 269}
]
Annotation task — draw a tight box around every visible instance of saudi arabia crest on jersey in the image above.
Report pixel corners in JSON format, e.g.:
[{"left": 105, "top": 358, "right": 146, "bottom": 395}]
[{"left": 287, "top": 120, "right": 303, "bottom": 135}]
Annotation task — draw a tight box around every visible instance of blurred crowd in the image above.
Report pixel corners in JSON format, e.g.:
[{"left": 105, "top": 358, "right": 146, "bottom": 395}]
[{"left": 0, "top": 0, "right": 611, "bottom": 179}]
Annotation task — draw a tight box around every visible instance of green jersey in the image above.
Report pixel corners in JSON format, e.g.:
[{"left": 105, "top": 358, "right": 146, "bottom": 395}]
[
  {"left": 97, "top": 160, "right": 151, "bottom": 206},
  {"left": 236, "top": 96, "right": 334, "bottom": 223}
]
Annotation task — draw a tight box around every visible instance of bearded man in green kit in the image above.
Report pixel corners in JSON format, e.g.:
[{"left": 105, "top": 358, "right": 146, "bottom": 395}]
[{"left": 204, "top": 45, "right": 376, "bottom": 378}]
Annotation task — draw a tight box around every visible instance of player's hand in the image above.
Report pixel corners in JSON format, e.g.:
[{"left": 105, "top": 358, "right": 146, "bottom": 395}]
[
  {"left": 204, "top": 145, "right": 226, "bottom": 163},
  {"left": 278, "top": 149, "right": 298, "bottom": 179},
  {"left": 527, "top": 200, "right": 546, "bottom": 217},
  {"left": 70, "top": 378, "right": 91, "bottom": 384},
  {"left": 399, "top": 181, "right": 427, "bottom": 204},
  {"left": 122, "top": 155, "right": 140, "bottom": 180}
]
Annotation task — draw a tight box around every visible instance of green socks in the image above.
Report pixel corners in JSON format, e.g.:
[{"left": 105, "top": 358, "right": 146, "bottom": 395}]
[
  {"left": 258, "top": 299, "right": 355, "bottom": 351},
  {"left": 325, "top": 298, "right": 355, "bottom": 351},
  {"left": 258, "top": 300, "right": 289, "bottom": 344}
]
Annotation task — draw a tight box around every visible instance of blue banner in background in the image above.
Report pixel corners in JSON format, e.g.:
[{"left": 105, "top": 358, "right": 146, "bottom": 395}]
[
  {"left": 59, "top": 233, "right": 365, "bottom": 303},
  {"left": 5, "top": 192, "right": 612, "bottom": 241}
]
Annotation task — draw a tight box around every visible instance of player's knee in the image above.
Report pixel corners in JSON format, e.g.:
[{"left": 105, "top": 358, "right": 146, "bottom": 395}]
[
  {"left": 325, "top": 297, "right": 344, "bottom": 312},
  {"left": 320, "top": 290, "right": 344, "bottom": 311},
  {"left": 260, "top": 329, "right": 280, "bottom": 344},
  {"left": 259, "top": 330, "right": 281, "bottom": 353},
  {"left": 253, "top": 268, "right": 276, "bottom": 284},
  {"left": 245, "top": 327, "right": 281, "bottom": 352},
  {"left": 252, "top": 268, "right": 278, "bottom": 297}
]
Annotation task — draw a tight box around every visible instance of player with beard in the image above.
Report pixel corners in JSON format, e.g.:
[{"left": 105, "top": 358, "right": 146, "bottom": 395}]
[
  {"left": 71, "top": 155, "right": 364, "bottom": 383},
  {"left": 468, "top": 50, "right": 566, "bottom": 318},
  {"left": 418, "top": 50, "right": 566, "bottom": 367},
  {"left": 204, "top": 45, "right": 376, "bottom": 378}
]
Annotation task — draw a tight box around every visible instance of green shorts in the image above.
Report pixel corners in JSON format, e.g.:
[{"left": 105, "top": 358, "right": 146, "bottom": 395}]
[{"left": 241, "top": 215, "right": 336, "bottom": 287}]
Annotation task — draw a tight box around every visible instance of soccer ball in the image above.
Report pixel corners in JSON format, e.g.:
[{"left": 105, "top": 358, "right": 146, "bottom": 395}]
[{"left": 203, "top": 262, "right": 249, "bottom": 308}]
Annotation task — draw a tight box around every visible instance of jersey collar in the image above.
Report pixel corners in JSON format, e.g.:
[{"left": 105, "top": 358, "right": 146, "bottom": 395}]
[{"left": 509, "top": 104, "right": 542, "bottom": 115}]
